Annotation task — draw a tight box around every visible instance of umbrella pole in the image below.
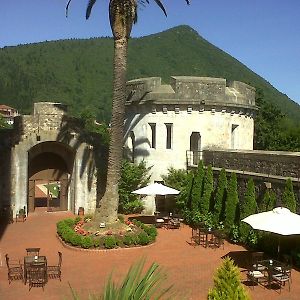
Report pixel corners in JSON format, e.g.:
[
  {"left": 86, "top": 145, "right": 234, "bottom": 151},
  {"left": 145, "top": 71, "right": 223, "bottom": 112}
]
[{"left": 277, "top": 236, "right": 281, "bottom": 259}]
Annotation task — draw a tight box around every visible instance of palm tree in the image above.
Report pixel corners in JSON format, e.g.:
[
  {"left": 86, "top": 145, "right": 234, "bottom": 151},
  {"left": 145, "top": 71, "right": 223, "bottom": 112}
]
[{"left": 66, "top": 0, "right": 190, "bottom": 223}]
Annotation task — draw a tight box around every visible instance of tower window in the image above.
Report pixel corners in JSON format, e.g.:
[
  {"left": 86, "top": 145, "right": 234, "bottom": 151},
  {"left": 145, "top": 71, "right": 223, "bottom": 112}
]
[
  {"left": 165, "top": 123, "right": 173, "bottom": 149},
  {"left": 149, "top": 123, "right": 156, "bottom": 149}
]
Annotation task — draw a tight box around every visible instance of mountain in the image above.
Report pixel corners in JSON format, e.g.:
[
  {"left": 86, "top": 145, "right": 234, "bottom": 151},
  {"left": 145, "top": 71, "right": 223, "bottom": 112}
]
[{"left": 0, "top": 25, "right": 299, "bottom": 124}]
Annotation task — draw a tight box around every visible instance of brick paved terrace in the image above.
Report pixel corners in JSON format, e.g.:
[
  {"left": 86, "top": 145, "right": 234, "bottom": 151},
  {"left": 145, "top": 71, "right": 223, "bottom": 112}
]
[{"left": 0, "top": 209, "right": 299, "bottom": 300}]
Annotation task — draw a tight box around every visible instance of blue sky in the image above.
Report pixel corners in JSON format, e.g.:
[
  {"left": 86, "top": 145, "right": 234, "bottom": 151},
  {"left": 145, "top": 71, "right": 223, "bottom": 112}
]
[{"left": 1, "top": 0, "right": 300, "bottom": 105}]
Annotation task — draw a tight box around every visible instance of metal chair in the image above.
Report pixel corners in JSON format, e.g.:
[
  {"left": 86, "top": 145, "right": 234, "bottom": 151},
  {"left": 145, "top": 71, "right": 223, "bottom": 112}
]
[
  {"left": 251, "top": 252, "right": 266, "bottom": 271},
  {"left": 26, "top": 248, "right": 40, "bottom": 256},
  {"left": 247, "top": 264, "right": 268, "bottom": 289},
  {"left": 28, "top": 262, "right": 47, "bottom": 290},
  {"left": 271, "top": 264, "right": 291, "bottom": 293},
  {"left": 5, "top": 254, "right": 24, "bottom": 284},
  {"left": 47, "top": 251, "right": 62, "bottom": 281}
]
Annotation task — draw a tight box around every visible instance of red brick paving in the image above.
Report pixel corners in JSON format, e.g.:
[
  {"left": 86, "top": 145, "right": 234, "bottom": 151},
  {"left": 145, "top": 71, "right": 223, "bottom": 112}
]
[{"left": 0, "top": 209, "right": 299, "bottom": 300}]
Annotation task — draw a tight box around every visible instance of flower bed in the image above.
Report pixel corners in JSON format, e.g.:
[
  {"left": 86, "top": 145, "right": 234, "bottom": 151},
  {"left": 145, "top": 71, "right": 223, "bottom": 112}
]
[{"left": 56, "top": 216, "right": 157, "bottom": 250}]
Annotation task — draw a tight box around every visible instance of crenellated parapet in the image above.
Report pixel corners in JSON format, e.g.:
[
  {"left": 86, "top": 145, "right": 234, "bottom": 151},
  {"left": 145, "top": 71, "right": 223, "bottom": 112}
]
[{"left": 126, "top": 76, "right": 257, "bottom": 113}]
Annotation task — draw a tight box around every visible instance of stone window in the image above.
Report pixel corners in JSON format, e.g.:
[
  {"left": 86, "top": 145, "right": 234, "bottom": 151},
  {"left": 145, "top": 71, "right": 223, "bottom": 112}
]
[
  {"left": 149, "top": 123, "right": 156, "bottom": 149},
  {"left": 165, "top": 123, "right": 173, "bottom": 149},
  {"left": 231, "top": 124, "right": 239, "bottom": 149}
]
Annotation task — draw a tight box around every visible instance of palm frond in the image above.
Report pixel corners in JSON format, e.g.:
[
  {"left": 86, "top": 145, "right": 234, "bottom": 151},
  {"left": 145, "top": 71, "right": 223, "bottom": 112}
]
[
  {"left": 65, "top": 0, "right": 72, "bottom": 17},
  {"left": 86, "top": 0, "right": 97, "bottom": 20},
  {"left": 152, "top": 0, "right": 167, "bottom": 17}
]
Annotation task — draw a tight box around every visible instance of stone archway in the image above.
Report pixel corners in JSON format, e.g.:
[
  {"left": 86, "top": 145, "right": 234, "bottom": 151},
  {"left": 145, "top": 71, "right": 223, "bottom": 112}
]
[{"left": 28, "top": 142, "right": 75, "bottom": 213}]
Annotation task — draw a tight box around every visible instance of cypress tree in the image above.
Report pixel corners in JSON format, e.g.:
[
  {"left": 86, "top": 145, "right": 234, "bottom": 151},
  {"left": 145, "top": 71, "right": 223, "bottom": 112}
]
[
  {"left": 225, "top": 173, "right": 239, "bottom": 229},
  {"left": 259, "top": 189, "right": 277, "bottom": 212},
  {"left": 200, "top": 165, "right": 214, "bottom": 214},
  {"left": 191, "top": 160, "right": 204, "bottom": 211},
  {"left": 240, "top": 178, "right": 257, "bottom": 243},
  {"left": 213, "top": 168, "right": 227, "bottom": 225},
  {"left": 208, "top": 257, "right": 250, "bottom": 300},
  {"left": 282, "top": 178, "right": 296, "bottom": 212},
  {"left": 184, "top": 171, "right": 195, "bottom": 210}
]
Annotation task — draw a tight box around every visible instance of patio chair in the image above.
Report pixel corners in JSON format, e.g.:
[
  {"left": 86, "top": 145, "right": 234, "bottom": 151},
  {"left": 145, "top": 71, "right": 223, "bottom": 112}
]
[
  {"left": 251, "top": 252, "right": 266, "bottom": 271},
  {"left": 5, "top": 254, "right": 24, "bottom": 284},
  {"left": 271, "top": 265, "right": 291, "bottom": 293},
  {"left": 246, "top": 265, "right": 268, "bottom": 289},
  {"left": 28, "top": 262, "right": 47, "bottom": 290},
  {"left": 47, "top": 251, "right": 62, "bottom": 281},
  {"left": 168, "top": 219, "right": 181, "bottom": 229},
  {"left": 26, "top": 248, "right": 40, "bottom": 257}
]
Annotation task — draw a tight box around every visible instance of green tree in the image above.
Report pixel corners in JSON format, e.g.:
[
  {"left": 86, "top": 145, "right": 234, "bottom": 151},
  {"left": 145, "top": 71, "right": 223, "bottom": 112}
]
[
  {"left": 208, "top": 257, "right": 250, "bottom": 300},
  {"left": 161, "top": 167, "right": 188, "bottom": 192},
  {"left": 239, "top": 178, "right": 257, "bottom": 243},
  {"left": 191, "top": 160, "right": 205, "bottom": 211},
  {"left": 66, "top": 0, "right": 190, "bottom": 223},
  {"left": 118, "top": 160, "right": 151, "bottom": 214},
  {"left": 225, "top": 173, "right": 239, "bottom": 229},
  {"left": 254, "top": 88, "right": 285, "bottom": 150},
  {"left": 0, "top": 115, "right": 10, "bottom": 129},
  {"left": 259, "top": 189, "right": 276, "bottom": 212},
  {"left": 213, "top": 168, "right": 227, "bottom": 225},
  {"left": 201, "top": 165, "right": 213, "bottom": 214},
  {"left": 282, "top": 178, "right": 296, "bottom": 212}
]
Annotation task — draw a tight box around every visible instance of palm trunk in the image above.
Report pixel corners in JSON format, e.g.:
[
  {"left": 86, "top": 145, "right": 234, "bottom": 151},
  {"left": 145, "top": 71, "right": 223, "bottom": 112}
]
[{"left": 95, "top": 37, "right": 128, "bottom": 223}]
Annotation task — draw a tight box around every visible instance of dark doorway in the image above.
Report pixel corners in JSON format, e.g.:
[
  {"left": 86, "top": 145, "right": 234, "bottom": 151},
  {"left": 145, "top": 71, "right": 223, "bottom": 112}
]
[{"left": 28, "top": 143, "right": 74, "bottom": 213}]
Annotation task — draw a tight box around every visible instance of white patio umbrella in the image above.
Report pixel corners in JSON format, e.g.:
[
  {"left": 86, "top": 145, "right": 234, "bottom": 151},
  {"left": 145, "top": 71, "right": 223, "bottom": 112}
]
[
  {"left": 132, "top": 183, "right": 180, "bottom": 196},
  {"left": 242, "top": 207, "right": 300, "bottom": 254}
]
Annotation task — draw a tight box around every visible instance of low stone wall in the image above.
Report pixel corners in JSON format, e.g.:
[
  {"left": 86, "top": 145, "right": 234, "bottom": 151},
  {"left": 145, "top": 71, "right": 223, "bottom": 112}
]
[{"left": 203, "top": 149, "right": 300, "bottom": 179}]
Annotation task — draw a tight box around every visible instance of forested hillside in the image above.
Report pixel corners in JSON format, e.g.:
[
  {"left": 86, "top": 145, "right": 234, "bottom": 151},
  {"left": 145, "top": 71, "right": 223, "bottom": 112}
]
[{"left": 1, "top": 25, "right": 299, "bottom": 123}]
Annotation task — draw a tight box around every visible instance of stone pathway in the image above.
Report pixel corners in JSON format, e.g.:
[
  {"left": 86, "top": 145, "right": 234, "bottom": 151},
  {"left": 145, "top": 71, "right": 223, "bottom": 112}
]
[{"left": 0, "top": 209, "right": 299, "bottom": 299}]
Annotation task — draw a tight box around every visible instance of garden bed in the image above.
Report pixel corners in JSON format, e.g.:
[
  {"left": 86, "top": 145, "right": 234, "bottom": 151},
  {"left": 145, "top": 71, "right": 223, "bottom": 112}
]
[{"left": 56, "top": 215, "right": 157, "bottom": 250}]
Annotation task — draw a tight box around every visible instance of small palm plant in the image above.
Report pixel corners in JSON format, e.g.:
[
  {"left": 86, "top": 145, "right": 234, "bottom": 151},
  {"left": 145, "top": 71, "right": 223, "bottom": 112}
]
[{"left": 69, "top": 258, "right": 174, "bottom": 299}]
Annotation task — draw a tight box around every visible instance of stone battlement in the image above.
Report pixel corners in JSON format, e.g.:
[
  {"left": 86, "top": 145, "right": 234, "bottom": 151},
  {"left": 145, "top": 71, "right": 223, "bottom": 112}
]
[{"left": 126, "top": 76, "right": 256, "bottom": 110}]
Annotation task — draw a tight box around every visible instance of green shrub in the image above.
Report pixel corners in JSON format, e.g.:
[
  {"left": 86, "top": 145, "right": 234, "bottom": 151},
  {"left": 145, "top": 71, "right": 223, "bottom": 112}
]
[
  {"left": 70, "top": 234, "right": 83, "bottom": 246},
  {"left": 62, "top": 218, "right": 75, "bottom": 227},
  {"left": 118, "top": 160, "right": 150, "bottom": 214},
  {"left": 143, "top": 225, "right": 157, "bottom": 239},
  {"left": 201, "top": 165, "right": 213, "bottom": 214},
  {"left": 74, "top": 216, "right": 81, "bottom": 224},
  {"left": 104, "top": 236, "right": 117, "bottom": 249},
  {"left": 137, "top": 232, "right": 150, "bottom": 245},
  {"left": 122, "top": 200, "right": 144, "bottom": 214},
  {"left": 208, "top": 257, "right": 250, "bottom": 300},
  {"left": 123, "top": 235, "right": 135, "bottom": 246},
  {"left": 213, "top": 168, "right": 227, "bottom": 225},
  {"left": 239, "top": 178, "right": 257, "bottom": 244},
  {"left": 282, "top": 178, "right": 296, "bottom": 212},
  {"left": 225, "top": 173, "right": 239, "bottom": 229},
  {"left": 81, "top": 236, "right": 94, "bottom": 249},
  {"left": 62, "top": 229, "right": 75, "bottom": 243},
  {"left": 94, "top": 239, "right": 100, "bottom": 248}
]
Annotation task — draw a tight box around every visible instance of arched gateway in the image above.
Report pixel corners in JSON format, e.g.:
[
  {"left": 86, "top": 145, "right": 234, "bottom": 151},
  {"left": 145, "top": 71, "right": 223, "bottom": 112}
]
[{"left": 0, "top": 102, "right": 97, "bottom": 217}]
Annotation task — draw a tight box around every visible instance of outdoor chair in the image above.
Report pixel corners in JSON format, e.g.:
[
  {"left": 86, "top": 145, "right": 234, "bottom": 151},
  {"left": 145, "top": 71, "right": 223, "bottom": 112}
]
[
  {"left": 168, "top": 219, "right": 181, "bottom": 229},
  {"left": 271, "top": 265, "right": 291, "bottom": 293},
  {"left": 26, "top": 248, "right": 40, "bottom": 257},
  {"left": 251, "top": 252, "right": 266, "bottom": 271},
  {"left": 47, "top": 251, "right": 62, "bottom": 281},
  {"left": 5, "top": 254, "right": 24, "bottom": 284},
  {"left": 246, "top": 266, "right": 268, "bottom": 289},
  {"left": 28, "top": 262, "right": 47, "bottom": 290},
  {"left": 210, "top": 234, "right": 225, "bottom": 250}
]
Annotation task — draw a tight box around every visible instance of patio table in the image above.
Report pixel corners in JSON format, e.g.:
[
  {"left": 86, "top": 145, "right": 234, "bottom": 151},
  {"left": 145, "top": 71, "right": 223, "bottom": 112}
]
[
  {"left": 258, "top": 259, "right": 283, "bottom": 285},
  {"left": 24, "top": 255, "right": 47, "bottom": 284}
]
